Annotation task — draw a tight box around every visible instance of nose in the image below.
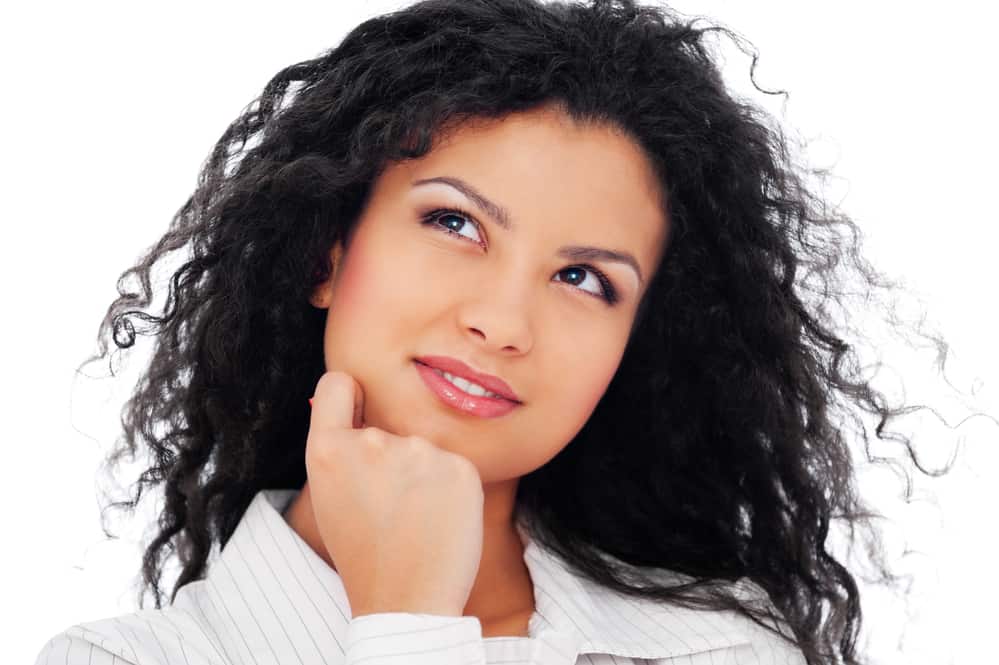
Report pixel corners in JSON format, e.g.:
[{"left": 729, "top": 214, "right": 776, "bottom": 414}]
[{"left": 457, "top": 298, "right": 534, "bottom": 355}]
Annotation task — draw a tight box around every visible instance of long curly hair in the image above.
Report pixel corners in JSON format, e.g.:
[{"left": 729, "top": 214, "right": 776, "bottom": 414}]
[{"left": 77, "top": 1, "right": 970, "bottom": 663}]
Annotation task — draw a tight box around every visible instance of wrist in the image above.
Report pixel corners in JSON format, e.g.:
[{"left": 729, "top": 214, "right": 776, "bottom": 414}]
[{"left": 351, "top": 602, "right": 464, "bottom": 619}]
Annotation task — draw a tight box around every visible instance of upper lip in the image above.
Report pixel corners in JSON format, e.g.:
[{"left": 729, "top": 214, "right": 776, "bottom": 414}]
[{"left": 415, "top": 355, "right": 521, "bottom": 403}]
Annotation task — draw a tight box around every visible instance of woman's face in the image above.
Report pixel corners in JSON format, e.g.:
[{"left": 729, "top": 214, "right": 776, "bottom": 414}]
[{"left": 310, "top": 106, "right": 667, "bottom": 484}]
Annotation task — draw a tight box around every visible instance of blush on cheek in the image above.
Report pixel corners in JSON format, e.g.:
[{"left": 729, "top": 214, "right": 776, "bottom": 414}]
[{"left": 329, "top": 243, "right": 370, "bottom": 312}]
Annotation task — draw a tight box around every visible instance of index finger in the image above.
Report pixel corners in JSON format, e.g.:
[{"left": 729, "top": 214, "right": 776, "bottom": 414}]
[{"left": 309, "top": 371, "right": 365, "bottom": 430}]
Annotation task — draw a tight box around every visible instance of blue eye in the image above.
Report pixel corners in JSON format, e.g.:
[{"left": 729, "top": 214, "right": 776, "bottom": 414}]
[{"left": 419, "top": 207, "right": 620, "bottom": 305}]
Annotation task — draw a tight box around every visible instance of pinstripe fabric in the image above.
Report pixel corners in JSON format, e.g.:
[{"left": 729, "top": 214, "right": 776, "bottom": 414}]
[{"left": 36, "top": 489, "right": 807, "bottom": 665}]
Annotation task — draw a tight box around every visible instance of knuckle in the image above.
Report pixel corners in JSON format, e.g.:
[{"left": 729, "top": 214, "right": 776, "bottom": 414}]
[
  {"left": 305, "top": 433, "right": 337, "bottom": 467},
  {"left": 405, "top": 435, "right": 431, "bottom": 451},
  {"left": 394, "top": 437, "right": 425, "bottom": 463},
  {"left": 357, "top": 427, "right": 385, "bottom": 448}
]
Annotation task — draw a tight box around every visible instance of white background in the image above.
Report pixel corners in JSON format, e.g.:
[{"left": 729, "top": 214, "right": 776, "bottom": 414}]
[{"left": 2, "top": 1, "right": 996, "bottom": 663}]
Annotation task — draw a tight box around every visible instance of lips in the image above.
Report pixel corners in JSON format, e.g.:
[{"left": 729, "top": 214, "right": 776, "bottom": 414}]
[{"left": 414, "top": 355, "right": 521, "bottom": 403}]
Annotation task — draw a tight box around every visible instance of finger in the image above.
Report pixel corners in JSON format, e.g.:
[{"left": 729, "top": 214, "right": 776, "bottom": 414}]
[
  {"left": 352, "top": 387, "right": 365, "bottom": 429},
  {"left": 310, "top": 371, "right": 365, "bottom": 432}
]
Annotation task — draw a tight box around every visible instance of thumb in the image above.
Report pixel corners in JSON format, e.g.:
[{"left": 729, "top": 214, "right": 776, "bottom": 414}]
[{"left": 309, "top": 371, "right": 365, "bottom": 431}]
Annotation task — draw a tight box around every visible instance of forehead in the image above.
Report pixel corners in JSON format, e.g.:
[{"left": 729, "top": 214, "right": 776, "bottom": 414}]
[
  {"left": 430, "top": 108, "right": 664, "bottom": 213},
  {"left": 379, "top": 107, "right": 669, "bottom": 272}
]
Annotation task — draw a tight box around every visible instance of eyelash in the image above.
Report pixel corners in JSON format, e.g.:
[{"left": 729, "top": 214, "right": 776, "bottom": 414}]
[{"left": 419, "top": 206, "right": 620, "bottom": 305}]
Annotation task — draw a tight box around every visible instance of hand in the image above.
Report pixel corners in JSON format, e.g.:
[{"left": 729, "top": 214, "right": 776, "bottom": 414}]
[{"left": 304, "top": 370, "right": 485, "bottom": 618}]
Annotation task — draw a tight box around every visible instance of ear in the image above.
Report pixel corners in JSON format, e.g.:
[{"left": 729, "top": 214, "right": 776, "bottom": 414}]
[{"left": 309, "top": 242, "right": 344, "bottom": 309}]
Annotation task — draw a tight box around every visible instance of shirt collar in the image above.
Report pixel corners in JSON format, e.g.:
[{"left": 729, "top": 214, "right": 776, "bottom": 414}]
[
  {"left": 515, "top": 519, "right": 759, "bottom": 660},
  {"left": 212, "top": 488, "right": 758, "bottom": 661}
]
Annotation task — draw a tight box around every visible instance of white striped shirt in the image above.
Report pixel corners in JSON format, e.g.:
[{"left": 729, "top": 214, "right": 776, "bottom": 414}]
[{"left": 36, "top": 489, "right": 807, "bottom": 665}]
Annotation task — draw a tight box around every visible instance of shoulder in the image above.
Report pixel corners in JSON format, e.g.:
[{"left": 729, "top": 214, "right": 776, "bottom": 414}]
[
  {"left": 634, "top": 577, "right": 809, "bottom": 665},
  {"left": 34, "top": 603, "right": 228, "bottom": 665},
  {"left": 642, "top": 606, "right": 808, "bottom": 665}
]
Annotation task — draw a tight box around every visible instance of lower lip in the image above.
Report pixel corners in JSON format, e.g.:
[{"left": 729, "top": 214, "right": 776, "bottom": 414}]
[{"left": 414, "top": 361, "right": 520, "bottom": 418}]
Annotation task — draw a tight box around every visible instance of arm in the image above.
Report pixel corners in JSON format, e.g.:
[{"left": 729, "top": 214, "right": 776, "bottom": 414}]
[
  {"left": 35, "top": 626, "right": 139, "bottom": 665},
  {"left": 345, "top": 613, "right": 486, "bottom": 665},
  {"left": 34, "top": 613, "right": 222, "bottom": 665}
]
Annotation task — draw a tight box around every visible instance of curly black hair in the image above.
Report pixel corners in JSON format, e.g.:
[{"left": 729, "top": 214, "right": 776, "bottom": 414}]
[{"left": 77, "top": 1, "right": 975, "bottom": 663}]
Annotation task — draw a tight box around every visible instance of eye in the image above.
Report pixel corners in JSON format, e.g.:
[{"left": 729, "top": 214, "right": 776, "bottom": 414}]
[
  {"left": 422, "top": 207, "right": 485, "bottom": 245},
  {"left": 553, "top": 266, "right": 618, "bottom": 303},
  {"left": 419, "top": 207, "right": 620, "bottom": 305}
]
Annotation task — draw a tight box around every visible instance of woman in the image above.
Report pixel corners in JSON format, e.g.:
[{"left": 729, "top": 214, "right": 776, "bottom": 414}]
[{"left": 35, "top": 0, "right": 957, "bottom": 663}]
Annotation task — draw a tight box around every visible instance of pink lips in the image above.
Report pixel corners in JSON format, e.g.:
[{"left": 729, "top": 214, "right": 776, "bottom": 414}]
[
  {"left": 414, "top": 355, "right": 520, "bottom": 402},
  {"left": 414, "top": 360, "right": 521, "bottom": 418}
]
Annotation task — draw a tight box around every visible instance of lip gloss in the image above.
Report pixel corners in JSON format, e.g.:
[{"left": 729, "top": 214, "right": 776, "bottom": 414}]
[{"left": 415, "top": 361, "right": 520, "bottom": 418}]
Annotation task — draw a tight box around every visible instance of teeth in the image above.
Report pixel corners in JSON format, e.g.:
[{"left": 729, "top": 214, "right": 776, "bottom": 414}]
[{"left": 432, "top": 368, "right": 504, "bottom": 399}]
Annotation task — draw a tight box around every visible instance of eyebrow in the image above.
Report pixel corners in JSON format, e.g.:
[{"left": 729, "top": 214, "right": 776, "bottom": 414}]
[{"left": 411, "top": 175, "right": 644, "bottom": 287}]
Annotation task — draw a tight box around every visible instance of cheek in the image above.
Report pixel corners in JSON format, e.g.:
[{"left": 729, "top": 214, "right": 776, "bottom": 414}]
[
  {"left": 562, "top": 362, "right": 618, "bottom": 427},
  {"left": 328, "top": 244, "right": 370, "bottom": 314},
  {"left": 322, "top": 236, "right": 389, "bottom": 372},
  {"left": 328, "top": 236, "right": 403, "bottom": 323},
  {"left": 550, "top": 334, "right": 623, "bottom": 410},
  {"left": 533, "top": 355, "right": 620, "bottom": 450},
  {"left": 323, "top": 227, "right": 427, "bottom": 372}
]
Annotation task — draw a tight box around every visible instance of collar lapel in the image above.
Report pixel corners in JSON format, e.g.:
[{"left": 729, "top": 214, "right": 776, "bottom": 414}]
[
  {"left": 518, "top": 523, "right": 757, "bottom": 661},
  {"left": 216, "top": 490, "right": 761, "bottom": 663}
]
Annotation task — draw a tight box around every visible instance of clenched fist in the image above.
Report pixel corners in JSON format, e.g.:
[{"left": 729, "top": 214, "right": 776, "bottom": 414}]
[{"left": 305, "top": 371, "right": 485, "bottom": 618}]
